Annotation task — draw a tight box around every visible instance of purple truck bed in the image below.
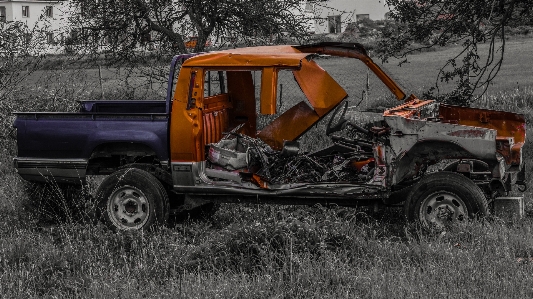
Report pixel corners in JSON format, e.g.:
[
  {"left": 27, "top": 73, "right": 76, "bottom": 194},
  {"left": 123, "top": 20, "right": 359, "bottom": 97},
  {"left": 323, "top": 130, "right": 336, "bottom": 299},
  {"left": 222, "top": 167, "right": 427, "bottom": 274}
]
[{"left": 13, "top": 100, "right": 169, "bottom": 183}]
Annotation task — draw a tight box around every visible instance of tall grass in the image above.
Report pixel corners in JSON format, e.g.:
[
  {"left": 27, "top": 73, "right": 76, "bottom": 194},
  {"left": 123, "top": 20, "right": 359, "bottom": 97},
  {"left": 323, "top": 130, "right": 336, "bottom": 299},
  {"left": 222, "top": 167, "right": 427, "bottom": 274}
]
[
  {"left": 2, "top": 204, "right": 533, "bottom": 298},
  {"left": 475, "top": 86, "right": 533, "bottom": 115}
]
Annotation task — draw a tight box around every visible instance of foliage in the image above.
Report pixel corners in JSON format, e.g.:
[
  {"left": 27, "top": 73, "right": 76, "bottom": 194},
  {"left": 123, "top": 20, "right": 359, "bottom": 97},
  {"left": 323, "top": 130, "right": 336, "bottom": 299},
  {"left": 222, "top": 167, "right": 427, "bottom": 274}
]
[
  {"left": 380, "top": 0, "right": 533, "bottom": 106},
  {"left": 66, "top": 0, "right": 312, "bottom": 61}
]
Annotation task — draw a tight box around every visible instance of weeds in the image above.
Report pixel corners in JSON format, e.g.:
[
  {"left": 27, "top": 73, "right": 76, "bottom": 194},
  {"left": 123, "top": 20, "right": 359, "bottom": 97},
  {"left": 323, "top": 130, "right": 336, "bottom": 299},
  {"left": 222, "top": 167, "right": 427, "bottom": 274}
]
[{"left": 2, "top": 203, "right": 533, "bottom": 298}]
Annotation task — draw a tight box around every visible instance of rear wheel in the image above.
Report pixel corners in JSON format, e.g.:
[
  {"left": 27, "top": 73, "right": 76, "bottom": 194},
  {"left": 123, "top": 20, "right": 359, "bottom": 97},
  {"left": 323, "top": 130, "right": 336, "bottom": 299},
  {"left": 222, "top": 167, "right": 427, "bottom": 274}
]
[
  {"left": 404, "top": 171, "right": 488, "bottom": 229},
  {"left": 96, "top": 168, "right": 169, "bottom": 231}
]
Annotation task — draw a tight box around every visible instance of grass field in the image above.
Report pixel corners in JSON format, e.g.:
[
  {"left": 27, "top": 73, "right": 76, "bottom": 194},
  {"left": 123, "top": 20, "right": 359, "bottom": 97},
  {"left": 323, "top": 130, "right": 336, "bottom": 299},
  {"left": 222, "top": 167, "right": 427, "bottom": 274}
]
[{"left": 0, "top": 39, "right": 532, "bottom": 298}]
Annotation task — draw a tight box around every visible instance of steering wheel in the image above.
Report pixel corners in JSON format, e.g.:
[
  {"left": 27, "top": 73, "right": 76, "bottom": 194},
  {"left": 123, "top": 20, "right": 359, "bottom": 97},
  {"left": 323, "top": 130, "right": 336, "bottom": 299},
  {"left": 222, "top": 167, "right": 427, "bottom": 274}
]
[
  {"left": 326, "top": 102, "right": 349, "bottom": 136},
  {"left": 326, "top": 101, "right": 372, "bottom": 137}
]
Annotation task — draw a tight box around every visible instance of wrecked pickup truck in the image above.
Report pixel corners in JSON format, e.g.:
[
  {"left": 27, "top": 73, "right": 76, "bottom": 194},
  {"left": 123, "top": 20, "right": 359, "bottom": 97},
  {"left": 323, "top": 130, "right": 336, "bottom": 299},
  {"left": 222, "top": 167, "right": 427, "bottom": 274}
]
[{"left": 13, "top": 43, "right": 527, "bottom": 230}]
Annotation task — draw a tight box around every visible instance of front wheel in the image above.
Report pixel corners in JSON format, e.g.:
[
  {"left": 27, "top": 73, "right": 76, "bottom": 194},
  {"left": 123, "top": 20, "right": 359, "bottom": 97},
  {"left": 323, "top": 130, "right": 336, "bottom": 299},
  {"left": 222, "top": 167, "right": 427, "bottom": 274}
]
[
  {"left": 96, "top": 168, "right": 169, "bottom": 231},
  {"left": 404, "top": 171, "right": 488, "bottom": 230}
]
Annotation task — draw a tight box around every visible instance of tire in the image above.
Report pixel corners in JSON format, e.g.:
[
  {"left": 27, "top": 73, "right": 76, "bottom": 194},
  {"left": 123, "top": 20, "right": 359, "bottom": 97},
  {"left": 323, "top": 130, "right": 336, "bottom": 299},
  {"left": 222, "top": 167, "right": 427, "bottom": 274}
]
[
  {"left": 404, "top": 171, "right": 489, "bottom": 229},
  {"left": 96, "top": 168, "right": 169, "bottom": 231}
]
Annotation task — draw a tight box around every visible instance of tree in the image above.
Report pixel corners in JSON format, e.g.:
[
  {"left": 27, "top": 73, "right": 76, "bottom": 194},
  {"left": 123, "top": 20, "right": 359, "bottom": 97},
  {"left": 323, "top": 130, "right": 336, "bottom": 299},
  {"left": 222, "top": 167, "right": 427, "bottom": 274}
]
[
  {"left": 379, "top": 0, "right": 533, "bottom": 105},
  {"left": 67, "top": 0, "right": 311, "bottom": 61}
]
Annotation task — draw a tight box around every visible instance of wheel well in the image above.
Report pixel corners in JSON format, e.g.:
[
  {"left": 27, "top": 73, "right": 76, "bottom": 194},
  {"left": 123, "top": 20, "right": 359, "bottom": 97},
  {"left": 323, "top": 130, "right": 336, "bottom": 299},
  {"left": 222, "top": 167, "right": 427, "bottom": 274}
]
[
  {"left": 395, "top": 141, "right": 477, "bottom": 183},
  {"left": 87, "top": 142, "right": 158, "bottom": 175}
]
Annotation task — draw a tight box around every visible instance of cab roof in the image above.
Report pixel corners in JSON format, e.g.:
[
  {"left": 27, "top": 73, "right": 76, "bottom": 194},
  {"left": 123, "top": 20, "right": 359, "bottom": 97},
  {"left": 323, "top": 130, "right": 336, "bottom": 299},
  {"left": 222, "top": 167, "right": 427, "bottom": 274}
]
[
  {"left": 182, "top": 45, "right": 311, "bottom": 68},
  {"left": 181, "top": 42, "right": 371, "bottom": 68}
]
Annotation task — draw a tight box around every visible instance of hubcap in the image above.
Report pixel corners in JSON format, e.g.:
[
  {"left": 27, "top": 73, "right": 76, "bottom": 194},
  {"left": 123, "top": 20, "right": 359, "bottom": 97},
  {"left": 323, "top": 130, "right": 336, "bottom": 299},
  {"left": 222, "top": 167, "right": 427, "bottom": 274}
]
[
  {"left": 107, "top": 186, "right": 150, "bottom": 230},
  {"left": 419, "top": 191, "right": 467, "bottom": 229}
]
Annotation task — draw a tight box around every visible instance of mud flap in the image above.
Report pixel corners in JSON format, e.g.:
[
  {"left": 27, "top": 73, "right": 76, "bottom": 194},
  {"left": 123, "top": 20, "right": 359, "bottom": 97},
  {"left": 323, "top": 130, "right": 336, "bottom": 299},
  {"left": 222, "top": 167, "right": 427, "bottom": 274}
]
[{"left": 494, "top": 197, "right": 524, "bottom": 220}]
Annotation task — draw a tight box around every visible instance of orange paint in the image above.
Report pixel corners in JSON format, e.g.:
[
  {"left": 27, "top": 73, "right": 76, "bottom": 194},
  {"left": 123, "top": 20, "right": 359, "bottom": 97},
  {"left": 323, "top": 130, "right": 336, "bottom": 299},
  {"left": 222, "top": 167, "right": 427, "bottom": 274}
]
[{"left": 439, "top": 105, "right": 526, "bottom": 166}]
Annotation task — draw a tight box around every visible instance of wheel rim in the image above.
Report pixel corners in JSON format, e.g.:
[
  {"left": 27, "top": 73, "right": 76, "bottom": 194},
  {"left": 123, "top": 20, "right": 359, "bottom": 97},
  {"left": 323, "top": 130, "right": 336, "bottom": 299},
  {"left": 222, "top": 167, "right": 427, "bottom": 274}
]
[
  {"left": 419, "top": 191, "right": 468, "bottom": 229},
  {"left": 107, "top": 185, "right": 150, "bottom": 230}
]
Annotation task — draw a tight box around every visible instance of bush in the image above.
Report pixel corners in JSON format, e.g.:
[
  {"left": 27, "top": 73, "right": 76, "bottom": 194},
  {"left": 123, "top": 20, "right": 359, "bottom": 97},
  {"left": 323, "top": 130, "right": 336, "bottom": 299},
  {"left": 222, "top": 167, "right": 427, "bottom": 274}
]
[{"left": 506, "top": 25, "right": 533, "bottom": 36}]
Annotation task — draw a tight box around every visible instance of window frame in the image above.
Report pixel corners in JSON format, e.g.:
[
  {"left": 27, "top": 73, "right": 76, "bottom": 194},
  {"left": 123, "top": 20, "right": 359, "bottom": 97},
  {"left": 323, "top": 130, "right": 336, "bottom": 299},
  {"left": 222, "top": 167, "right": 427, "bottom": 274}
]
[
  {"left": 22, "top": 6, "right": 29, "bottom": 18},
  {"left": 46, "top": 32, "right": 54, "bottom": 44},
  {"left": 327, "top": 15, "right": 341, "bottom": 34},
  {"left": 45, "top": 6, "right": 53, "bottom": 18}
]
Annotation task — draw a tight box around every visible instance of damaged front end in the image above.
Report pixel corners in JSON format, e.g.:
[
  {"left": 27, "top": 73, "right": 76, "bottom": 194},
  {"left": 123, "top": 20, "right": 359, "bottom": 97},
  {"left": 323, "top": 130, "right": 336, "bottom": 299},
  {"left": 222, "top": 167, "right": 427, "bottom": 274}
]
[
  {"left": 384, "top": 99, "right": 527, "bottom": 197},
  {"left": 170, "top": 42, "right": 527, "bottom": 207}
]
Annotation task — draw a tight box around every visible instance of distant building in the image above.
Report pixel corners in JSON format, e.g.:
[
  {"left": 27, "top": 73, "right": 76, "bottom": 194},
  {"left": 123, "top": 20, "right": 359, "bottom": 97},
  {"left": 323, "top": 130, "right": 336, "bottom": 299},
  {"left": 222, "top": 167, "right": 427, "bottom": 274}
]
[
  {"left": 0, "top": 0, "right": 69, "bottom": 52},
  {"left": 308, "top": 0, "right": 391, "bottom": 34}
]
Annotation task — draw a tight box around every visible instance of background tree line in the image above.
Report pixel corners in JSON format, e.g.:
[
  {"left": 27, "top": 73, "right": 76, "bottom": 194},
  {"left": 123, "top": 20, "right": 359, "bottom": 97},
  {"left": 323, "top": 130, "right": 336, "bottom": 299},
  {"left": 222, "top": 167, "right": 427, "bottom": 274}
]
[{"left": 1, "top": 0, "right": 532, "bottom": 105}]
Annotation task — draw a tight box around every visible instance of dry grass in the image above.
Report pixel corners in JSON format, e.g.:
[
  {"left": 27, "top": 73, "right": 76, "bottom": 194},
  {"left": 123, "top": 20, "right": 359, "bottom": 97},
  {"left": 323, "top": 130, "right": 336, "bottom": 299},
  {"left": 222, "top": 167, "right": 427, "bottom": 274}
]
[{"left": 2, "top": 202, "right": 533, "bottom": 298}]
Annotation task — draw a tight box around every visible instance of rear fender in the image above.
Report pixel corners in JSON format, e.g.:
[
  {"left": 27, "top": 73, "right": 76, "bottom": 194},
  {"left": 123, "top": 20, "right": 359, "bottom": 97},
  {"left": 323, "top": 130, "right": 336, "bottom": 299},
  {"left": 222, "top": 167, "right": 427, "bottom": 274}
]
[
  {"left": 84, "top": 130, "right": 168, "bottom": 161},
  {"left": 439, "top": 105, "right": 526, "bottom": 167},
  {"left": 394, "top": 141, "right": 487, "bottom": 184}
]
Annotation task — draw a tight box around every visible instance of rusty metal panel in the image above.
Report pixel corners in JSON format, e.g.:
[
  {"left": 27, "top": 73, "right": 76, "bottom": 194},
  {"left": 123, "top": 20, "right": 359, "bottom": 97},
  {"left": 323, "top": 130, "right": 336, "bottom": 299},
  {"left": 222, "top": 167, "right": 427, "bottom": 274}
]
[
  {"left": 439, "top": 105, "right": 526, "bottom": 143},
  {"left": 257, "top": 101, "right": 320, "bottom": 150},
  {"left": 386, "top": 113, "right": 499, "bottom": 183},
  {"left": 203, "top": 109, "right": 229, "bottom": 145},
  {"left": 170, "top": 68, "right": 204, "bottom": 162},
  {"left": 293, "top": 59, "right": 347, "bottom": 117},
  {"left": 170, "top": 103, "right": 203, "bottom": 161},
  {"left": 202, "top": 94, "right": 232, "bottom": 144},
  {"left": 295, "top": 43, "right": 408, "bottom": 101},
  {"left": 386, "top": 116, "right": 498, "bottom": 160},
  {"left": 384, "top": 99, "right": 438, "bottom": 118},
  {"left": 439, "top": 105, "right": 526, "bottom": 165},
  {"left": 203, "top": 94, "right": 232, "bottom": 113},
  {"left": 260, "top": 67, "right": 278, "bottom": 115}
]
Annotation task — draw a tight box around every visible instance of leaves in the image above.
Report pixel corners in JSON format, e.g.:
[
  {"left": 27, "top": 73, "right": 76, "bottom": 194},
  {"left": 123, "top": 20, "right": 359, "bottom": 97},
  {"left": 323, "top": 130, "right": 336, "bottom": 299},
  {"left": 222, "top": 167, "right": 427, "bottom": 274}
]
[
  {"left": 67, "top": 0, "right": 310, "bottom": 63},
  {"left": 380, "top": 0, "right": 533, "bottom": 105}
]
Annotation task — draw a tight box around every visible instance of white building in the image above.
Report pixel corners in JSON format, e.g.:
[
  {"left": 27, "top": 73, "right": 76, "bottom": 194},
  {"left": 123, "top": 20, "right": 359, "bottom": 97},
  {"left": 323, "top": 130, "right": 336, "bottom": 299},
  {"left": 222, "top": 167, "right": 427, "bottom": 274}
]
[
  {"left": 309, "top": 0, "right": 391, "bottom": 34},
  {"left": 0, "top": 0, "right": 69, "bottom": 52}
]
